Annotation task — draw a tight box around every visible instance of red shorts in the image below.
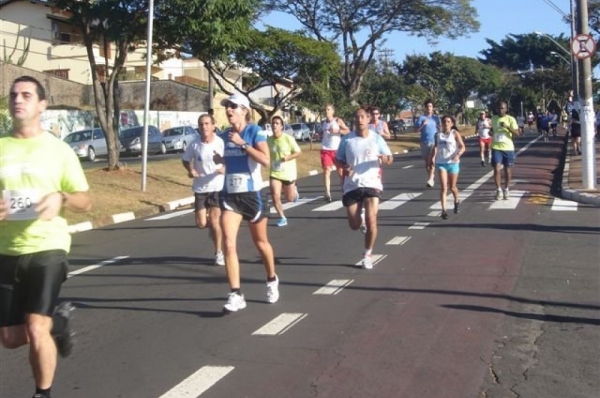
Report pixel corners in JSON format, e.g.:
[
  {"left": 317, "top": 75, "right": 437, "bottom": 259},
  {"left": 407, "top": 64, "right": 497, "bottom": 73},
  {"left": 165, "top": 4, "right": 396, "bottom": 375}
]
[
  {"left": 320, "top": 149, "right": 337, "bottom": 168},
  {"left": 479, "top": 137, "right": 492, "bottom": 145}
]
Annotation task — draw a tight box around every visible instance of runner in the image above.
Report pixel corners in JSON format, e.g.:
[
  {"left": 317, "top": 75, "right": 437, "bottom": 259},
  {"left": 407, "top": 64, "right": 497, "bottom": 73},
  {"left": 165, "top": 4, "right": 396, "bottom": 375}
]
[
  {"left": 182, "top": 114, "right": 225, "bottom": 266},
  {"left": 526, "top": 111, "right": 535, "bottom": 135},
  {"left": 516, "top": 113, "right": 525, "bottom": 137},
  {"left": 416, "top": 100, "right": 441, "bottom": 187},
  {"left": 0, "top": 76, "right": 92, "bottom": 398},
  {"left": 215, "top": 93, "right": 278, "bottom": 313},
  {"left": 267, "top": 115, "right": 302, "bottom": 227},
  {"left": 368, "top": 106, "right": 392, "bottom": 139},
  {"left": 335, "top": 108, "right": 393, "bottom": 270},
  {"left": 320, "top": 104, "right": 350, "bottom": 202},
  {"left": 490, "top": 100, "right": 520, "bottom": 200},
  {"left": 429, "top": 115, "right": 466, "bottom": 220},
  {"left": 549, "top": 110, "right": 558, "bottom": 137},
  {"left": 476, "top": 110, "right": 492, "bottom": 166}
]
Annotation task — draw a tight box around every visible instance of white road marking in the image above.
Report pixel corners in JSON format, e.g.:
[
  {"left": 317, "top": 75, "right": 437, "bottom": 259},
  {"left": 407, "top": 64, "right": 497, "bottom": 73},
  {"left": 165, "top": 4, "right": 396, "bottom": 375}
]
[
  {"left": 409, "top": 222, "right": 430, "bottom": 230},
  {"left": 269, "top": 196, "right": 322, "bottom": 214},
  {"left": 308, "top": 170, "right": 318, "bottom": 176},
  {"left": 386, "top": 236, "right": 411, "bottom": 245},
  {"left": 378, "top": 192, "right": 422, "bottom": 210},
  {"left": 313, "top": 201, "right": 344, "bottom": 211},
  {"left": 551, "top": 198, "right": 578, "bottom": 211},
  {"left": 313, "top": 279, "right": 354, "bottom": 295},
  {"left": 68, "top": 221, "right": 93, "bottom": 234},
  {"left": 488, "top": 190, "right": 526, "bottom": 209},
  {"left": 403, "top": 165, "right": 414, "bottom": 169},
  {"left": 67, "top": 256, "right": 129, "bottom": 278},
  {"left": 112, "top": 212, "right": 135, "bottom": 224},
  {"left": 252, "top": 313, "right": 308, "bottom": 336},
  {"left": 428, "top": 211, "right": 441, "bottom": 217},
  {"left": 158, "top": 366, "right": 234, "bottom": 398},
  {"left": 146, "top": 209, "right": 194, "bottom": 221},
  {"left": 429, "top": 189, "right": 474, "bottom": 210},
  {"left": 354, "top": 254, "right": 387, "bottom": 267}
]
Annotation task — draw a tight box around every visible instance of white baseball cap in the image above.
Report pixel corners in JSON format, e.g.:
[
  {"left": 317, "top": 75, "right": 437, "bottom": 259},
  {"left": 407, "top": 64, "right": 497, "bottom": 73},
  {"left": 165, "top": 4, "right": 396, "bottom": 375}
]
[{"left": 220, "top": 93, "right": 250, "bottom": 109}]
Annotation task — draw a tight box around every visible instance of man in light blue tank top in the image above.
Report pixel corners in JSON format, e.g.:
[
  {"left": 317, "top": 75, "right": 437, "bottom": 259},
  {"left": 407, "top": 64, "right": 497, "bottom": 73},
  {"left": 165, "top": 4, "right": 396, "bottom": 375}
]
[{"left": 416, "top": 100, "right": 441, "bottom": 188}]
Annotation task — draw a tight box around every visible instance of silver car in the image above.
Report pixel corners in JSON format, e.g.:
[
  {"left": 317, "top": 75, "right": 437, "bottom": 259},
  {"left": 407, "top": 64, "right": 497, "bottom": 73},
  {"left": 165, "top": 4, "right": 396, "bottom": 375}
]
[
  {"left": 120, "top": 125, "right": 166, "bottom": 155},
  {"left": 162, "top": 126, "right": 199, "bottom": 153},
  {"left": 64, "top": 128, "right": 107, "bottom": 161}
]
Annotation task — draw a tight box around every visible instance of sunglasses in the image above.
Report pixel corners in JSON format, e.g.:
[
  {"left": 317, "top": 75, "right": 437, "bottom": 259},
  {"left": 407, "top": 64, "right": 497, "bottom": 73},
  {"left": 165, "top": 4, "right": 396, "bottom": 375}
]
[{"left": 225, "top": 102, "right": 240, "bottom": 109}]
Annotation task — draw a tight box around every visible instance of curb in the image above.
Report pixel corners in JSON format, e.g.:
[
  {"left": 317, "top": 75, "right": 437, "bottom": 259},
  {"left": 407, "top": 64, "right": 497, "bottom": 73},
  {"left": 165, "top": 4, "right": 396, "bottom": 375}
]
[{"left": 560, "top": 138, "right": 600, "bottom": 207}]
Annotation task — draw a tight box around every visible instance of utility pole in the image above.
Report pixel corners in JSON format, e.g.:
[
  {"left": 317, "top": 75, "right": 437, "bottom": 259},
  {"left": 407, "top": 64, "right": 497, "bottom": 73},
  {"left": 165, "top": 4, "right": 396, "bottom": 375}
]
[
  {"left": 570, "top": 0, "right": 580, "bottom": 104},
  {"left": 576, "top": 0, "right": 596, "bottom": 189}
]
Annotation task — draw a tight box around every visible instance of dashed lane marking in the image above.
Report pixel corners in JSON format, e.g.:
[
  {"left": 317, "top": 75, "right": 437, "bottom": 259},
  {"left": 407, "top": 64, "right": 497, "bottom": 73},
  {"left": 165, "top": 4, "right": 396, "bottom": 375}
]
[
  {"left": 158, "top": 366, "right": 234, "bottom": 398},
  {"left": 252, "top": 313, "right": 308, "bottom": 336},
  {"left": 269, "top": 196, "right": 323, "bottom": 214},
  {"left": 386, "top": 236, "right": 411, "bottom": 245},
  {"left": 67, "top": 256, "right": 129, "bottom": 278},
  {"left": 146, "top": 209, "right": 194, "bottom": 221},
  {"left": 354, "top": 254, "right": 387, "bottom": 267},
  {"left": 409, "top": 222, "right": 430, "bottom": 230},
  {"left": 403, "top": 165, "right": 414, "bottom": 169},
  {"left": 378, "top": 192, "right": 422, "bottom": 210},
  {"left": 313, "top": 279, "right": 354, "bottom": 295},
  {"left": 313, "top": 200, "right": 345, "bottom": 211}
]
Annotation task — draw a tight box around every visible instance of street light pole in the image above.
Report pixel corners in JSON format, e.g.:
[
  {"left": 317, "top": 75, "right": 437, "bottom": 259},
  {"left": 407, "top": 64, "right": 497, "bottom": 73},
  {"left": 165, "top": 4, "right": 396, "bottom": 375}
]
[
  {"left": 576, "top": 0, "right": 596, "bottom": 190},
  {"left": 570, "top": 0, "right": 580, "bottom": 105}
]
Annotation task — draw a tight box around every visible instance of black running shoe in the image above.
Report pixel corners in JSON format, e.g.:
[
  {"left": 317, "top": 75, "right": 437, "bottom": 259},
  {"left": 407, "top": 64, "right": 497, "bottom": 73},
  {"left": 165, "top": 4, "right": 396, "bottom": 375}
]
[
  {"left": 454, "top": 201, "right": 460, "bottom": 214},
  {"left": 324, "top": 194, "right": 332, "bottom": 203},
  {"left": 52, "top": 301, "right": 75, "bottom": 358},
  {"left": 441, "top": 211, "right": 448, "bottom": 220},
  {"left": 480, "top": 160, "right": 485, "bottom": 167}
]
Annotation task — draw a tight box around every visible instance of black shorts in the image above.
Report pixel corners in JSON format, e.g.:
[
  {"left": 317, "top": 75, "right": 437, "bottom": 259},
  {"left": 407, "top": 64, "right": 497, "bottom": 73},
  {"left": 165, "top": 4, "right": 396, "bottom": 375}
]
[
  {"left": 194, "top": 191, "right": 221, "bottom": 212},
  {"left": 0, "top": 250, "right": 68, "bottom": 327},
  {"left": 571, "top": 126, "right": 581, "bottom": 138},
  {"left": 269, "top": 177, "right": 295, "bottom": 186},
  {"left": 342, "top": 187, "right": 382, "bottom": 207},
  {"left": 220, "top": 191, "right": 268, "bottom": 223}
]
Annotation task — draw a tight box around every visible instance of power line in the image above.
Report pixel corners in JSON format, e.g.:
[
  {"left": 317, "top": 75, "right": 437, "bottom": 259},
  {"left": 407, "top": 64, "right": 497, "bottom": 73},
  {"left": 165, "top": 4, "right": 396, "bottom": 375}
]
[{"left": 539, "top": 0, "right": 570, "bottom": 20}]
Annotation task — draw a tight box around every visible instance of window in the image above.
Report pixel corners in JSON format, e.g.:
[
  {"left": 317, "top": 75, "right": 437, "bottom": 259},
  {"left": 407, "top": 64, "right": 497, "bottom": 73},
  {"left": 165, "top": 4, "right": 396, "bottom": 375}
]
[{"left": 44, "top": 69, "right": 70, "bottom": 80}]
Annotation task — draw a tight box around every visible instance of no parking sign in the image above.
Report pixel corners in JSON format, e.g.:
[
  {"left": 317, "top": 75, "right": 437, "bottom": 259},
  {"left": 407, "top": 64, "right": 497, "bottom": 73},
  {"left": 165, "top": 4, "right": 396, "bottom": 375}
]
[{"left": 571, "top": 33, "right": 596, "bottom": 60}]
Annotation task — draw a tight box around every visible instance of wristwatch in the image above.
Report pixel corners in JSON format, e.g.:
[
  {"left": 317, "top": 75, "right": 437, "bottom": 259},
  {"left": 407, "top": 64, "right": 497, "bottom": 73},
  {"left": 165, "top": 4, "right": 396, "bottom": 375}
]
[{"left": 241, "top": 143, "right": 248, "bottom": 151}]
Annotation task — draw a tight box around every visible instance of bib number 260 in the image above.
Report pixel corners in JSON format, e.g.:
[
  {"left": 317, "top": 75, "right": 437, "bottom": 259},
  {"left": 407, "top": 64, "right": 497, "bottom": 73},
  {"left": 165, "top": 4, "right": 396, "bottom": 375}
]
[{"left": 3, "top": 189, "right": 40, "bottom": 220}]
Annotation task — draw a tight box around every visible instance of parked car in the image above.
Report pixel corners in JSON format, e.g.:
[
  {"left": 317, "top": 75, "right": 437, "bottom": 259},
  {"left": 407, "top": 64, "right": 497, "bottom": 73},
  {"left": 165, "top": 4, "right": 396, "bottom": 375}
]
[
  {"left": 63, "top": 128, "right": 107, "bottom": 161},
  {"left": 289, "top": 123, "right": 311, "bottom": 141},
  {"left": 305, "top": 122, "right": 322, "bottom": 141},
  {"left": 162, "top": 126, "right": 199, "bottom": 153},
  {"left": 119, "top": 125, "right": 166, "bottom": 155}
]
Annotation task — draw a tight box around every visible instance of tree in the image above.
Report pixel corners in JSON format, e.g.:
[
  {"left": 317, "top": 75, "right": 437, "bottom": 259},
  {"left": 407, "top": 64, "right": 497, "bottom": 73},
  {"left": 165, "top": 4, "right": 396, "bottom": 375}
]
[
  {"left": 54, "top": 0, "right": 257, "bottom": 170},
  {"left": 262, "top": 0, "right": 479, "bottom": 102},
  {"left": 190, "top": 27, "right": 341, "bottom": 125}
]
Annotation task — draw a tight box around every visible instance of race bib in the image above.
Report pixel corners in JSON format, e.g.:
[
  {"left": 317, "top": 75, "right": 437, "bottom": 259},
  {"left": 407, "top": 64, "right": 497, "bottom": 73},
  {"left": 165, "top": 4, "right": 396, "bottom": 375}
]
[
  {"left": 495, "top": 132, "right": 508, "bottom": 143},
  {"left": 3, "top": 189, "right": 40, "bottom": 220},
  {"left": 272, "top": 160, "right": 285, "bottom": 172},
  {"left": 226, "top": 173, "right": 250, "bottom": 193}
]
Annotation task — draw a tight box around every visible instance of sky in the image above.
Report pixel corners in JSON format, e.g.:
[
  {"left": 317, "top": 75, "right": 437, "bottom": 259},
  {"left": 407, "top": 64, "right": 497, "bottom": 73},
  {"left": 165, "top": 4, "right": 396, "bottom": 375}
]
[{"left": 259, "top": 0, "right": 577, "bottom": 64}]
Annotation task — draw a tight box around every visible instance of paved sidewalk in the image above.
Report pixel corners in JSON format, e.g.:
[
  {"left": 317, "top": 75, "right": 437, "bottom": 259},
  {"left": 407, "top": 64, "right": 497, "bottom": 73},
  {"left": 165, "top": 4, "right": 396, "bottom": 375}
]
[{"left": 561, "top": 138, "right": 600, "bottom": 206}]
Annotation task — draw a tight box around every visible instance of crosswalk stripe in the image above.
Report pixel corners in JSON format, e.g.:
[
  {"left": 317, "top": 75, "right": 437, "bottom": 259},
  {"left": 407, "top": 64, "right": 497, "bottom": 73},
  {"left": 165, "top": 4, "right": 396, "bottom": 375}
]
[
  {"left": 354, "top": 254, "right": 387, "bottom": 267},
  {"left": 488, "top": 190, "right": 526, "bottom": 209},
  {"left": 158, "top": 366, "right": 234, "bottom": 398},
  {"left": 269, "top": 196, "right": 322, "bottom": 214},
  {"left": 386, "top": 236, "right": 411, "bottom": 245},
  {"left": 551, "top": 198, "right": 578, "bottom": 211},
  {"left": 313, "top": 200, "right": 345, "bottom": 211},
  {"left": 429, "top": 189, "right": 474, "bottom": 210},
  {"left": 313, "top": 279, "right": 354, "bottom": 295},
  {"left": 378, "top": 192, "right": 422, "bottom": 210},
  {"left": 252, "top": 313, "right": 307, "bottom": 335},
  {"left": 409, "top": 222, "right": 429, "bottom": 230}
]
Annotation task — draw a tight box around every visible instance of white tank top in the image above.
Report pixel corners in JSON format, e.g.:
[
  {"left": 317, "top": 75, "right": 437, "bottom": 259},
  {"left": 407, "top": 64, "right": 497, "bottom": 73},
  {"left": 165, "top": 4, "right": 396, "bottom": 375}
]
[
  {"left": 321, "top": 118, "right": 342, "bottom": 150},
  {"left": 477, "top": 118, "right": 491, "bottom": 139},
  {"left": 435, "top": 130, "right": 459, "bottom": 164}
]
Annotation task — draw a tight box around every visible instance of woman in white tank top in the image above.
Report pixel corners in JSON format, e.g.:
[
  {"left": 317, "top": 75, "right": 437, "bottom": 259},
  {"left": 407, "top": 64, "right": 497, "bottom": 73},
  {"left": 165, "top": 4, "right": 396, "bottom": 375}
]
[{"left": 428, "top": 115, "right": 465, "bottom": 220}]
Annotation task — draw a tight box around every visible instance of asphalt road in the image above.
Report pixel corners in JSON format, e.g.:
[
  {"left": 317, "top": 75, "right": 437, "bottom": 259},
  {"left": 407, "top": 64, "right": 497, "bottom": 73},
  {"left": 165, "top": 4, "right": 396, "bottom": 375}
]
[{"left": 2, "top": 133, "right": 598, "bottom": 398}]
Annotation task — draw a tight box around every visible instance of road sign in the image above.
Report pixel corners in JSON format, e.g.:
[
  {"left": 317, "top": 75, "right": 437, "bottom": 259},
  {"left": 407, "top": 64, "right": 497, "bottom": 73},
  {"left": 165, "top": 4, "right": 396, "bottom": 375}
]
[{"left": 571, "top": 33, "right": 596, "bottom": 60}]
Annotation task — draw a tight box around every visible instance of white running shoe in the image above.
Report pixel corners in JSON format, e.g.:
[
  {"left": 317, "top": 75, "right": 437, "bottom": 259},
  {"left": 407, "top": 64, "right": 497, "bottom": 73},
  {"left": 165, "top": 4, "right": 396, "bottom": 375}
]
[
  {"left": 266, "top": 275, "right": 280, "bottom": 303},
  {"left": 215, "top": 251, "right": 225, "bottom": 266},
  {"left": 427, "top": 178, "right": 434, "bottom": 188},
  {"left": 362, "top": 255, "right": 373, "bottom": 270},
  {"left": 495, "top": 189, "right": 502, "bottom": 201},
  {"left": 503, "top": 188, "right": 510, "bottom": 200},
  {"left": 223, "top": 292, "right": 246, "bottom": 313}
]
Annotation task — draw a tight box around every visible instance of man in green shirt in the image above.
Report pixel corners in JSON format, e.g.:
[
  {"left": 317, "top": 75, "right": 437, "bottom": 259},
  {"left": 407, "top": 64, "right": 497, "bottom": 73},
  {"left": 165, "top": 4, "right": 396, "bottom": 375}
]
[
  {"left": 0, "top": 76, "right": 92, "bottom": 398},
  {"left": 490, "top": 100, "right": 520, "bottom": 200}
]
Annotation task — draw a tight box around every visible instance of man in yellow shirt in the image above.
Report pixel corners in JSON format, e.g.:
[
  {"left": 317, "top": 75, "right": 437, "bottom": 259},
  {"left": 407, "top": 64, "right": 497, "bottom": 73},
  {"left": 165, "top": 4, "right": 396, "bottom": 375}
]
[
  {"left": 0, "top": 76, "right": 91, "bottom": 398},
  {"left": 491, "top": 100, "right": 520, "bottom": 200}
]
